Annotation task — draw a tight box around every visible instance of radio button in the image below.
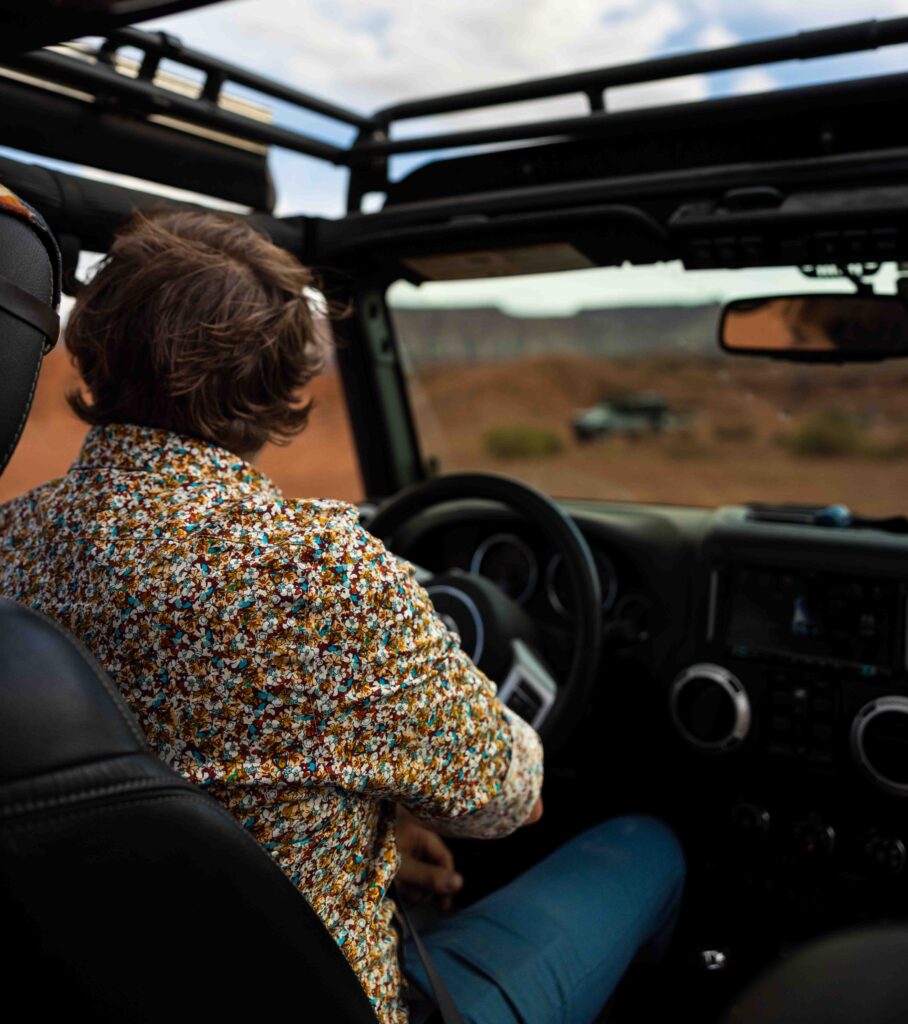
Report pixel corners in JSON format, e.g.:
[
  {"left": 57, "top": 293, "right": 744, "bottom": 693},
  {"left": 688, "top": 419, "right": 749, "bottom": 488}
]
[
  {"left": 811, "top": 697, "right": 834, "bottom": 718},
  {"left": 730, "top": 802, "right": 771, "bottom": 836},
  {"left": 771, "top": 716, "right": 793, "bottom": 737},
  {"left": 807, "top": 748, "right": 834, "bottom": 766}
]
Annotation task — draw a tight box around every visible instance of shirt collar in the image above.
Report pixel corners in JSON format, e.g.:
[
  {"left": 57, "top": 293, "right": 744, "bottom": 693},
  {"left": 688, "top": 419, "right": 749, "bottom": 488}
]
[{"left": 73, "top": 423, "right": 282, "bottom": 499}]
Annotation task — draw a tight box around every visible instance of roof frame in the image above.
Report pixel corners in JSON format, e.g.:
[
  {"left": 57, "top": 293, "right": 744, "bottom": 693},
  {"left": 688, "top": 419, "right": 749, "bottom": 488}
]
[
  {"left": 4, "top": 16, "right": 908, "bottom": 166},
  {"left": 375, "top": 16, "right": 908, "bottom": 126},
  {"left": 0, "top": 0, "right": 223, "bottom": 53},
  {"left": 3, "top": 13, "right": 908, "bottom": 212}
]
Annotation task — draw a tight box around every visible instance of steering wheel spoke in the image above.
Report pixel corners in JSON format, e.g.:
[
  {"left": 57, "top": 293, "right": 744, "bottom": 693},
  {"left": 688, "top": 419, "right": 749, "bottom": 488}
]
[{"left": 498, "top": 638, "right": 558, "bottom": 731}]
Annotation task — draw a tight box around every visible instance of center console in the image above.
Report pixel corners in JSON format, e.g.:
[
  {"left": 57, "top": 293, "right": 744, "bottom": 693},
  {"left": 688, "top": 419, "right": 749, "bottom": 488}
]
[
  {"left": 662, "top": 519, "right": 908, "bottom": 942},
  {"left": 671, "top": 563, "right": 907, "bottom": 792}
]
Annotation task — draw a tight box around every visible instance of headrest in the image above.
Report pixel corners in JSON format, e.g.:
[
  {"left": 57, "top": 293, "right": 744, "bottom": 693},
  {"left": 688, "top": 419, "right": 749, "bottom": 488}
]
[
  {"left": 0, "top": 184, "right": 62, "bottom": 476},
  {"left": 0, "top": 599, "right": 146, "bottom": 783}
]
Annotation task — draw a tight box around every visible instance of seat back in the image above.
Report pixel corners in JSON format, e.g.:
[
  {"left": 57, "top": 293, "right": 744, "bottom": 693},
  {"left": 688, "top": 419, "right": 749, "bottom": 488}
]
[
  {"left": 0, "top": 601, "right": 379, "bottom": 1021},
  {"left": 0, "top": 192, "right": 377, "bottom": 1022},
  {"left": 0, "top": 186, "right": 60, "bottom": 474}
]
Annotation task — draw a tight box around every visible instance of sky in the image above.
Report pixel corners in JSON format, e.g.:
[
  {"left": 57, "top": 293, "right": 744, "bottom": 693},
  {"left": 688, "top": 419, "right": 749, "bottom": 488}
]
[
  {"left": 132, "top": 0, "right": 908, "bottom": 217},
  {"left": 10, "top": 0, "right": 908, "bottom": 313}
]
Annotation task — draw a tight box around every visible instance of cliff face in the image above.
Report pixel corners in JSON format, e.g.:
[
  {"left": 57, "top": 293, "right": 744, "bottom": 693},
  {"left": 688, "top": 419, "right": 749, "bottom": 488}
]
[{"left": 392, "top": 304, "right": 722, "bottom": 364}]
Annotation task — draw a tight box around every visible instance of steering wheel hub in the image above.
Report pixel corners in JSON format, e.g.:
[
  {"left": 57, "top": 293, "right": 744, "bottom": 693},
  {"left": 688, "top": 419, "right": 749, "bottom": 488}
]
[{"left": 426, "top": 569, "right": 539, "bottom": 683}]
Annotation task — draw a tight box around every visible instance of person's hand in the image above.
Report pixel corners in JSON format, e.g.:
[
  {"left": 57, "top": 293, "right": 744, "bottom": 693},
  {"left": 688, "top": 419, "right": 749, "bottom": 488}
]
[
  {"left": 395, "top": 805, "right": 463, "bottom": 911},
  {"left": 524, "top": 794, "right": 543, "bottom": 826}
]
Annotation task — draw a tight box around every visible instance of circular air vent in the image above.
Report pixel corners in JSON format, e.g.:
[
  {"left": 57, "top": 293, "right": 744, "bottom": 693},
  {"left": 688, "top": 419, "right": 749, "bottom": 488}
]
[
  {"left": 851, "top": 697, "right": 908, "bottom": 797},
  {"left": 670, "top": 663, "right": 751, "bottom": 753}
]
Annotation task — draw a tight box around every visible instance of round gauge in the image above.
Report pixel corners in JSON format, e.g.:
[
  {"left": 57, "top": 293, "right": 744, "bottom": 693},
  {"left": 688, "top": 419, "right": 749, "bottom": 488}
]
[
  {"left": 470, "top": 533, "right": 538, "bottom": 604},
  {"left": 546, "top": 550, "right": 618, "bottom": 616}
]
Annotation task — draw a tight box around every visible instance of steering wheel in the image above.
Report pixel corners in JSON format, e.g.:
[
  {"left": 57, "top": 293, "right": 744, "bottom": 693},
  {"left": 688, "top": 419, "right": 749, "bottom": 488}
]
[{"left": 367, "top": 473, "right": 603, "bottom": 751}]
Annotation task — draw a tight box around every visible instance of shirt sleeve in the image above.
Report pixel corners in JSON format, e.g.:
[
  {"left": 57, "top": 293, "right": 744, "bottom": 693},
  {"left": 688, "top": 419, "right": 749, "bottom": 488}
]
[{"left": 264, "top": 503, "right": 544, "bottom": 840}]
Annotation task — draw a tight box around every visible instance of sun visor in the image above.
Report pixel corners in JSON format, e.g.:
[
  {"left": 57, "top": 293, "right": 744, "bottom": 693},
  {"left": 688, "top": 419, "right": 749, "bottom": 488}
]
[
  {"left": 402, "top": 242, "right": 595, "bottom": 281},
  {"left": 320, "top": 204, "right": 672, "bottom": 281}
]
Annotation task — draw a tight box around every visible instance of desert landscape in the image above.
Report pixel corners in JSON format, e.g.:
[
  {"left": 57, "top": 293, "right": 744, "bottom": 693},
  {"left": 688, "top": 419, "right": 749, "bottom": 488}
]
[
  {"left": 6, "top": 307, "right": 908, "bottom": 519},
  {"left": 406, "top": 351, "right": 908, "bottom": 513},
  {"left": 392, "top": 303, "right": 908, "bottom": 516}
]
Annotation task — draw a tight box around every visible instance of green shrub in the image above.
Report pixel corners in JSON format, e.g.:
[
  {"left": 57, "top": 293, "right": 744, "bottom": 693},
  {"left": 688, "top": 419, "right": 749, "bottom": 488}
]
[
  {"left": 482, "top": 424, "right": 565, "bottom": 460},
  {"left": 780, "top": 410, "right": 875, "bottom": 458}
]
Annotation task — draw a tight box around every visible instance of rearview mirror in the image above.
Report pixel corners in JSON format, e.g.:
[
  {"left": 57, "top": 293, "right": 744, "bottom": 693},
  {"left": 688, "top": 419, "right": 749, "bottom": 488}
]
[{"left": 719, "top": 294, "right": 908, "bottom": 362}]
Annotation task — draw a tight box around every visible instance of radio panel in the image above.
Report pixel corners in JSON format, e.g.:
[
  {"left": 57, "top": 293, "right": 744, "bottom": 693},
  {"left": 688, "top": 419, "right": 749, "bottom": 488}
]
[{"left": 719, "top": 564, "right": 903, "bottom": 677}]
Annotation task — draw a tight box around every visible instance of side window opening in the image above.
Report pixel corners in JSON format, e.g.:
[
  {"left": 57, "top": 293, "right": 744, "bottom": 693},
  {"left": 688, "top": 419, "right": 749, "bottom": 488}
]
[{"left": 0, "top": 260, "right": 363, "bottom": 506}]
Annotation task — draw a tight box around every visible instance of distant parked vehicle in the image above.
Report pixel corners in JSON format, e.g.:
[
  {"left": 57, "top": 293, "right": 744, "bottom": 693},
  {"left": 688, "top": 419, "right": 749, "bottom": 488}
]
[{"left": 572, "top": 391, "right": 674, "bottom": 441}]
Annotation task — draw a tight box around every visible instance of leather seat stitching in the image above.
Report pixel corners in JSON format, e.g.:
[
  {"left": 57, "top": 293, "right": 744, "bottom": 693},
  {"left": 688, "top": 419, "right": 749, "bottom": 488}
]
[{"left": 0, "top": 776, "right": 189, "bottom": 820}]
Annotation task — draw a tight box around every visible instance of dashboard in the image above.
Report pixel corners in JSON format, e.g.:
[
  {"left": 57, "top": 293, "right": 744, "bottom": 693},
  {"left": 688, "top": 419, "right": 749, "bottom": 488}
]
[
  {"left": 389, "top": 496, "right": 908, "bottom": 948},
  {"left": 395, "top": 502, "right": 668, "bottom": 683}
]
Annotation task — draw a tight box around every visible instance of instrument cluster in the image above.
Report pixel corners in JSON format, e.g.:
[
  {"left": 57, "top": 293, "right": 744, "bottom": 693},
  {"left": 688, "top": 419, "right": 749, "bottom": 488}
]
[{"left": 466, "top": 530, "right": 623, "bottom": 621}]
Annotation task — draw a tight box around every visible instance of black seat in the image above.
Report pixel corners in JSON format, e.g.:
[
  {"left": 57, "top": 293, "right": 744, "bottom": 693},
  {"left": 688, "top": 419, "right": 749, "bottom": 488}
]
[
  {"left": 0, "top": 186, "right": 60, "bottom": 475},
  {"left": 0, "top": 194, "right": 377, "bottom": 1022}
]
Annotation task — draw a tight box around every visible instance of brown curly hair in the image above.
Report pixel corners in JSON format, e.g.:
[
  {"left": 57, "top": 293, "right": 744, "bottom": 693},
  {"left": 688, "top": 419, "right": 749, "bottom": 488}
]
[{"left": 65, "top": 208, "right": 330, "bottom": 456}]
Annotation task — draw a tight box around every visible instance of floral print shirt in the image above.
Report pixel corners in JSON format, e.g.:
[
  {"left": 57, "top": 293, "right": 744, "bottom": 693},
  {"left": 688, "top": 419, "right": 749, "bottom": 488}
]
[{"left": 0, "top": 423, "right": 544, "bottom": 1023}]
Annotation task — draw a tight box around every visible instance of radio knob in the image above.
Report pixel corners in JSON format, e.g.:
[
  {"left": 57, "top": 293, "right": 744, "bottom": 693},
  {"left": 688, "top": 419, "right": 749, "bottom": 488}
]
[
  {"left": 793, "top": 814, "right": 836, "bottom": 858},
  {"left": 862, "top": 832, "right": 907, "bottom": 875},
  {"left": 851, "top": 696, "right": 908, "bottom": 797},
  {"left": 730, "top": 801, "right": 771, "bottom": 838},
  {"left": 670, "top": 663, "right": 751, "bottom": 753}
]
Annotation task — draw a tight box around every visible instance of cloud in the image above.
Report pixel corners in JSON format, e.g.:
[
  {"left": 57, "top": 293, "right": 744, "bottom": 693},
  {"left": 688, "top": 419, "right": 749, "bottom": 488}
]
[
  {"left": 149, "top": 0, "right": 693, "bottom": 110},
  {"left": 748, "top": 0, "right": 908, "bottom": 20},
  {"left": 732, "top": 68, "right": 777, "bottom": 95},
  {"left": 697, "top": 22, "right": 737, "bottom": 49}
]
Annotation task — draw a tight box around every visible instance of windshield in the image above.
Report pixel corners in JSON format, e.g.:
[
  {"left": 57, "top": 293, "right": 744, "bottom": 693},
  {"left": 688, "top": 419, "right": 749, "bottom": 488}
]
[{"left": 387, "top": 261, "right": 908, "bottom": 516}]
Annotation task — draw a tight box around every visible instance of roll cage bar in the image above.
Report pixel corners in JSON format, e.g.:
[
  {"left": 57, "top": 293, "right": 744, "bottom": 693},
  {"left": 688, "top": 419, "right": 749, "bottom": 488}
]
[{"left": 3, "top": 16, "right": 908, "bottom": 212}]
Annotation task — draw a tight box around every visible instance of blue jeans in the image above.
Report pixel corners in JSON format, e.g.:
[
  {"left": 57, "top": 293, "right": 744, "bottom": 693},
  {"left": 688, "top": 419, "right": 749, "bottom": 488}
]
[{"left": 403, "top": 815, "right": 685, "bottom": 1024}]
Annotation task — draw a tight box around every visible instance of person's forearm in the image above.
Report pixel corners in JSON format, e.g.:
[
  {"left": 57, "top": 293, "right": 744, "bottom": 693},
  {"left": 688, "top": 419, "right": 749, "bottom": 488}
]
[{"left": 417, "top": 708, "right": 543, "bottom": 840}]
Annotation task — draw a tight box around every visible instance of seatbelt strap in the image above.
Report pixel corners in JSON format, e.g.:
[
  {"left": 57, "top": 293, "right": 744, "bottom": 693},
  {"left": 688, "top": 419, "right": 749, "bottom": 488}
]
[
  {"left": 395, "top": 891, "right": 465, "bottom": 1024},
  {"left": 0, "top": 273, "right": 60, "bottom": 353}
]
